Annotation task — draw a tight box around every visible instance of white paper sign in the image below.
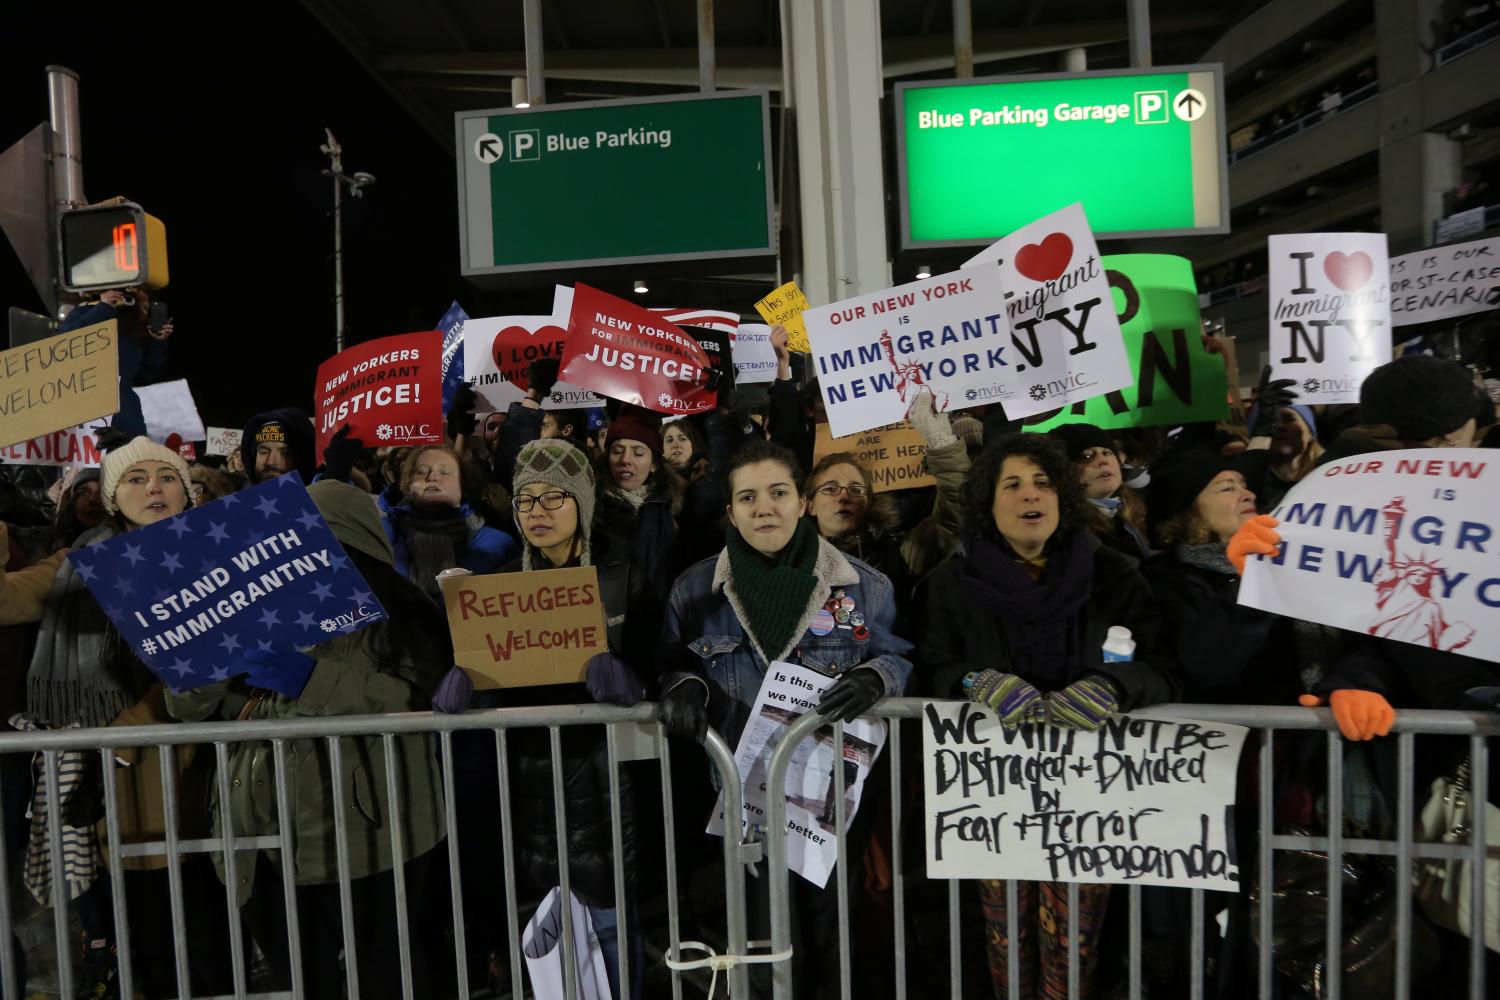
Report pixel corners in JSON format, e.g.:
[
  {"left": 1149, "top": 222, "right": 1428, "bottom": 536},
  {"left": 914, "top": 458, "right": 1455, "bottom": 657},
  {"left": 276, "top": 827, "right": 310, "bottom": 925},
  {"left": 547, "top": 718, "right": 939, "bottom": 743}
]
[
  {"left": 802, "top": 267, "right": 1016, "bottom": 438},
  {"left": 0, "top": 422, "right": 106, "bottom": 467},
  {"left": 1267, "top": 232, "right": 1392, "bottom": 404},
  {"left": 707, "top": 662, "right": 886, "bottom": 888},
  {"left": 520, "top": 886, "right": 611, "bottom": 1000},
  {"left": 1239, "top": 448, "right": 1500, "bottom": 663},
  {"left": 462, "top": 314, "right": 603, "bottom": 411},
  {"left": 204, "top": 427, "right": 243, "bottom": 457},
  {"left": 922, "top": 703, "right": 1247, "bottom": 887},
  {"left": 732, "top": 323, "right": 779, "bottom": 384},
  {"left": 1389, "top": 237, "right": 1500, "bottom": 327},
  {"left": 136, "top": 379, "right": 206, "bottom": 443},
  {"left": 964, "top": 202, "right": 1132, "bottom": 418}
]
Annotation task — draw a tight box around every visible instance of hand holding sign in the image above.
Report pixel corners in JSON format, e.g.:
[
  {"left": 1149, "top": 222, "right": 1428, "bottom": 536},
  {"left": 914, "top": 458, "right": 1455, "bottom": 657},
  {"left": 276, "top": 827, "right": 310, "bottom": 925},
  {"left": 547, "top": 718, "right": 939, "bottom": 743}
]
[{"left": 756, "top": 281, "right": 813, "bottom": 353}]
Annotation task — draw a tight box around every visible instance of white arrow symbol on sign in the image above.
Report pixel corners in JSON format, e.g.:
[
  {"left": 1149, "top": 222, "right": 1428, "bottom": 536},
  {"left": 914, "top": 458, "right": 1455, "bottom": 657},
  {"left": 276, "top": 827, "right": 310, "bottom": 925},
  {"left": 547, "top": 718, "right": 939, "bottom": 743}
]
[
  {"left": 1173, "top": 89, "right": 1206, "bottom": 122},
  {"left": 475, "top": 133, "right": 503, "bottom": 163}
]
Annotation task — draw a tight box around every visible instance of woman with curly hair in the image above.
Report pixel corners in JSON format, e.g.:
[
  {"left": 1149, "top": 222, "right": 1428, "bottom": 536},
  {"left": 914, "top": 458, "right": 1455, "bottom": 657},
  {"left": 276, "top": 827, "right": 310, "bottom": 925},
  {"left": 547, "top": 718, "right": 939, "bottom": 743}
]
[{"left": 916, "top": 432, "right": 1178, "bottom": 1000}]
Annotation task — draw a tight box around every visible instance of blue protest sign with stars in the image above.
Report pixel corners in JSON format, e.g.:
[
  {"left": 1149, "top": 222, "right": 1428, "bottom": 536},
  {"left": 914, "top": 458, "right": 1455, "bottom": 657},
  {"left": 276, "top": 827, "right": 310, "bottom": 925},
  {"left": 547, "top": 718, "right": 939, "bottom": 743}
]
[{"left": 67, "top": 474, "right": 388, "bottom": 693}]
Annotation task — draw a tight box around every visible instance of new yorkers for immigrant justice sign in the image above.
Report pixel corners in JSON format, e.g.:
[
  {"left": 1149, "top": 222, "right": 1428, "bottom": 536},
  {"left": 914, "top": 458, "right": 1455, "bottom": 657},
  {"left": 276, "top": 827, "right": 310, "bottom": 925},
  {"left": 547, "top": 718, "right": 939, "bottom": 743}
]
[
  {"left": 965, "top": 202, "right": 1132, "bottom": 419},
  {"left": 1268, "top": 233, "right": 1392, "bottom": 405},
  {"left": 0, "top": 320, "right": 120, "bottom": 449},
  {"left": 803, "top": 267, "right": 1015, "bottom": 439},
  {"left": 559, "top": 283, "right": 717, "bottom": 415},
  {"left": 68, "top": 475, "right": 388, "bottom": 694},
  {"left": 1239, "top": 448, "right": 1500, "bottom": 664},
  {"left": 923, "top": 703, "right": 1247, "bottom": 888},
  {"left": 315, "top": 331, "right": 444, "bottom": 456}
]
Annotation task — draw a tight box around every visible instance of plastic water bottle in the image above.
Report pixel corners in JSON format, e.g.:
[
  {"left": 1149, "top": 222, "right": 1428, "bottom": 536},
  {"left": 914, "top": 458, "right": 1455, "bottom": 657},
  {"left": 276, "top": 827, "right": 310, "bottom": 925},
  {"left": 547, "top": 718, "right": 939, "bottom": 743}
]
[{"left": 1101, "top": 626, "right": 1135, "bottom": 662}]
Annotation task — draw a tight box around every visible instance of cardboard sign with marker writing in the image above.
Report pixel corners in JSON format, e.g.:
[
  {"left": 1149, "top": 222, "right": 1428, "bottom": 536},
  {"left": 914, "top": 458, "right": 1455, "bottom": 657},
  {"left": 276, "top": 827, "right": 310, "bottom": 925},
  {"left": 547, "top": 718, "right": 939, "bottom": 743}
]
[
  {"left": 813, "top": 422, "right": 936, "bottom": 492},
  {"left": 755, "top": 280, "right": 813, "bottom": 353},
  {"left": 0, "top": 320, "right": 120, "bottom": 449},
  {"left": 441, "top": 566, "right": 608, "bottom": 689}
]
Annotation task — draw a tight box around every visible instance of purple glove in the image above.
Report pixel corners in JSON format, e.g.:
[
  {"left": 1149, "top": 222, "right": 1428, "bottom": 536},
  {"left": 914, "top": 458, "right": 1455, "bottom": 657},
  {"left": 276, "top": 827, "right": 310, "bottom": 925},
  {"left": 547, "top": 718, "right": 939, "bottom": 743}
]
[
  {"left": 432, "top": 667, "right": 475, "bottom": 714},
  {"left": 585, "top": 652, "right": 644, "bottom": 707},
  {"left": 240, "top": 648, "right": 315, "bottom": 699}
]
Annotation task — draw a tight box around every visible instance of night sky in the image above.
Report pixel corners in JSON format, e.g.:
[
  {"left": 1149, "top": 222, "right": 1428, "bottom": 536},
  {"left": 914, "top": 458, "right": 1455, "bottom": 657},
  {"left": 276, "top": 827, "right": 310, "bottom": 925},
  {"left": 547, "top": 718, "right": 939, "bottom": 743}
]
[{"left": 1, "top": 2, "right": 529, "bottom": 430}]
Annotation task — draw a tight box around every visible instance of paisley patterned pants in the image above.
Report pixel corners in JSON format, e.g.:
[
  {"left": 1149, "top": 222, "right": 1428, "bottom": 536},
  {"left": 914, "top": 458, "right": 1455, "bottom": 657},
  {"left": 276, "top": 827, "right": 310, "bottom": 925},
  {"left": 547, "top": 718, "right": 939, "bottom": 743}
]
[{"left": 978, "top": 879, "right": 1112, "bottom": 999}]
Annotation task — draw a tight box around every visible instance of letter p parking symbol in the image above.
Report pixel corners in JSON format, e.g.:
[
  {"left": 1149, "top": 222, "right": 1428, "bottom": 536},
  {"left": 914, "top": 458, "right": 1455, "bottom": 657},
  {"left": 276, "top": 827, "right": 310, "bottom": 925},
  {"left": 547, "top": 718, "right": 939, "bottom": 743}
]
[
  {"left": 1134, "top": 91, "right": 1169, "bottom": 124},
  {"left": 509, "top": 129, "right": 540, "bottom": 161}
]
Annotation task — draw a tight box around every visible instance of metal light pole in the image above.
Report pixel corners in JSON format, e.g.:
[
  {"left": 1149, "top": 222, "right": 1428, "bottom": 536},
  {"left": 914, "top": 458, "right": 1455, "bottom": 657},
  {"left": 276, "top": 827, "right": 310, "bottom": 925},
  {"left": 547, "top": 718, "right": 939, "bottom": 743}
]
[{"left": 319, "top": 129, "right": 375, "bottom": 353}]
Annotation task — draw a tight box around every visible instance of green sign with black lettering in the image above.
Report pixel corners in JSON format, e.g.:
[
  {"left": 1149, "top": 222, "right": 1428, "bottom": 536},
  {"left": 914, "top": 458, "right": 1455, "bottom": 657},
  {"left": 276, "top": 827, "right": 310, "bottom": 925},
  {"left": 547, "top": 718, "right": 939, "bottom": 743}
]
[
  {"left": 1024, "top": 254, "right": 1228, "bottom": 431},
  {"left": 456, "top": 91, "right": 775, "bottom": 276}
]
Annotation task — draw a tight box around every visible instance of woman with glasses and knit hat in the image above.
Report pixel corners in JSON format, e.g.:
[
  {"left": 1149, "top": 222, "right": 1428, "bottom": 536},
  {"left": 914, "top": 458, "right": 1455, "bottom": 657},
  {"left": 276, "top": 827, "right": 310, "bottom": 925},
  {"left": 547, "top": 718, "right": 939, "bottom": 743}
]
[
  {"left": 432, "top": 437, "right": 644, "bottom": 999},
  {"left": 0, "top": 437, "right": 234, "bottom": 998},
  {"left": 656, "top": 439, "right": 913, "bottom": 995},
  {"left": 916, "top": 432, "right": 1178, "bottom": 1000}
]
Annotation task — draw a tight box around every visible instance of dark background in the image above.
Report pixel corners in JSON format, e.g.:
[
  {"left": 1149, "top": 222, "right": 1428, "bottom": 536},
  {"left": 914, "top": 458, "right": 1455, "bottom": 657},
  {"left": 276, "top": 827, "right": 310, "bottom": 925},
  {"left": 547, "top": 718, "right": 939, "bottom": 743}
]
[{"left": 0, "top": 2, "right": 543, "bottom": 429}]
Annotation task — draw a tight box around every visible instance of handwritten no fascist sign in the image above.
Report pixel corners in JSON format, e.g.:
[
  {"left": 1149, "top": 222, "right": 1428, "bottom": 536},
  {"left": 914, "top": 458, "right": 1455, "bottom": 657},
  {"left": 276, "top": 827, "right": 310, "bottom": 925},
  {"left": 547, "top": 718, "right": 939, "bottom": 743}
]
[
  {"left": 923, "top": 702, "right": 1247, "bottom": 888},
  {"left": 1239, "top": 448, "right": 1500, "bottom": 663}
]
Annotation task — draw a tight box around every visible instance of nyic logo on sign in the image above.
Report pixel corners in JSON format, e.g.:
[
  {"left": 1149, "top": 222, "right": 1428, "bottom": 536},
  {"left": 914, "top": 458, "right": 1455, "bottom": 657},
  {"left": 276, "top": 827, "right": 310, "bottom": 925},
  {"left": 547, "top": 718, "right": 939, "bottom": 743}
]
[
  {"left": 1134, "top": 91, "right": 1170, "bottom": 124},
  {"left": 508, "top": 129, "right": 540, "bottom": 161}
]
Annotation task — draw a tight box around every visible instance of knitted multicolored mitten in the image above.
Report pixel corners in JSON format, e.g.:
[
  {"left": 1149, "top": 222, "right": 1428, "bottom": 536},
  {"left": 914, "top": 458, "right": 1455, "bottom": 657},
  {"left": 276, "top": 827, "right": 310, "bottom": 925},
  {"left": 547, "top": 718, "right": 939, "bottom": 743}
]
[
  {"left": 1046, "top": 675, "right": 1120, "bottom": 731},
  {"left": 965, "top": 670, "right": 1045, "bottom": 730}
]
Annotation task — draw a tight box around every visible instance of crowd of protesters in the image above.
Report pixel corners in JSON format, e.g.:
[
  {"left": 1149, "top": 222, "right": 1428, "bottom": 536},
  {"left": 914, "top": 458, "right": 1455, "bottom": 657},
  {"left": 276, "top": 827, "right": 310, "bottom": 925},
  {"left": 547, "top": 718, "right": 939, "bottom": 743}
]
[{"left": 1, "top": 288, "right": 1499, "bottom": 1000}]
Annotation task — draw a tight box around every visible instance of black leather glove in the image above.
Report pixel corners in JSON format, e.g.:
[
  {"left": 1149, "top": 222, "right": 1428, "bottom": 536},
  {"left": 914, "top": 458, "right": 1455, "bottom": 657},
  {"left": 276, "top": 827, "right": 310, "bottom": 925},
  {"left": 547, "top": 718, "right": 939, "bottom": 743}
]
[
  {"left": 658, "top": 675, "right": 709, "bottom": 743},
  {"left": 1251, "top": 365, "right": 1298, "bottom": 438},
  {"left": 817, "top": 668, "right": 885, "bottom": 724},
  {"left": 528, "top": 358, "right": 561, "bottom": 399},
  {"left": 322, "top": 424, "right": 363, "bottom": 483},
  {"left": 94, "top": 426, "right": 130, "bottom": 453},
  {"left": 446, "top": 384, "right": 478, "bottom": 439}
]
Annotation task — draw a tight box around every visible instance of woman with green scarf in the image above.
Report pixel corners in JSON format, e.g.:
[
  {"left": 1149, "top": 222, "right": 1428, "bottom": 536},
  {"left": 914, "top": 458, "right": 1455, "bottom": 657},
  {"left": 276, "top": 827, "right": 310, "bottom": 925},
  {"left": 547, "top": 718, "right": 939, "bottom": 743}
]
[{"left": 657, "top": 439, "right": 912, "bottom": 994}]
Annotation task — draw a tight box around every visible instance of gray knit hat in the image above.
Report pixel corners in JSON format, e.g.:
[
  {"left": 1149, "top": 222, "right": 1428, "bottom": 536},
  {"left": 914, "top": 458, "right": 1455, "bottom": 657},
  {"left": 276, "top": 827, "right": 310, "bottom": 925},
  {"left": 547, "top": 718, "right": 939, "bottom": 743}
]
[{"left": 513, "top": 438, "right": 596, "bottom": 569}]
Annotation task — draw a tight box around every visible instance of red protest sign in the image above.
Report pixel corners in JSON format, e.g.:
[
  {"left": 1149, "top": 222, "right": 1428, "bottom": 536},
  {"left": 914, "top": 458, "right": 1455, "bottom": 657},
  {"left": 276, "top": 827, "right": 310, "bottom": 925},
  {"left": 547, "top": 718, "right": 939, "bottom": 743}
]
[
  {"left": 315, "top": 331, "right": 444, "bottom": 455},
  {"left": 559, "top": 283, "right": 717, "bottom": 415}
]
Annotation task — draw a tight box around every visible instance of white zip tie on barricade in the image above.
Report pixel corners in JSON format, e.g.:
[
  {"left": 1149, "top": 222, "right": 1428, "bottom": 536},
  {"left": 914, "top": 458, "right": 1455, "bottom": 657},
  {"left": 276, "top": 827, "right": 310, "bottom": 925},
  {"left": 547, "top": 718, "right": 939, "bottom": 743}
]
[{"left": 666, "top": 940, "right": 794, "bottom": 1000}]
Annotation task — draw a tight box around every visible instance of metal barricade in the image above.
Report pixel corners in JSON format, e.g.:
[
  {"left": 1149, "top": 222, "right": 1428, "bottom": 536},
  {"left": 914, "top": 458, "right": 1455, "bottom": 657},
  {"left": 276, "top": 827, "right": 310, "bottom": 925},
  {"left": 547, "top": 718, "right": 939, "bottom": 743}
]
[
  {"left": 0, "top": 703, "right": 755, "bottom": 1000},
  {"left": 762, "top": 699, "right": 1500, "bottom": 1000}
]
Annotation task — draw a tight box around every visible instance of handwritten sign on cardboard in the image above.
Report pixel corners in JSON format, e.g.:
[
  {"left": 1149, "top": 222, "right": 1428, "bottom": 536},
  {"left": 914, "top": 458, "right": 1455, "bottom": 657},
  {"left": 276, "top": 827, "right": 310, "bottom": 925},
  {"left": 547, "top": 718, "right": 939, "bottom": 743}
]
[
  {"left": 755, "top": 280, "right": 813, "bottom": 354},
  {"left": 440, "top": 566, "right": 608, "bottom": 689},
  {"left": 0, "top": 321, "right": 119, "bottom": 449},
  {"left": 813, "top": 422, "right": 936, "bottom": 492}
]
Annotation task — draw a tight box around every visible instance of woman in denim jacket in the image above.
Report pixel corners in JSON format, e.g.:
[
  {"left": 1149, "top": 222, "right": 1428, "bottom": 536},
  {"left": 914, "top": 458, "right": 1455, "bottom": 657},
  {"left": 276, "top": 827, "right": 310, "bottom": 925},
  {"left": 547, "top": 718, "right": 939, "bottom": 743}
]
[{"left": 657, "top": 439, "right": 912, "bottom": 994}]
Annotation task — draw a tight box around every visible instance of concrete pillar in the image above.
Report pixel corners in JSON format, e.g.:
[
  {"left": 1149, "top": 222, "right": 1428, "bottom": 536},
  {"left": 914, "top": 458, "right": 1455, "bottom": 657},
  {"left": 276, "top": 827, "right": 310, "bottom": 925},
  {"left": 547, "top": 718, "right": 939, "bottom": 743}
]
[
  {"left": 787, "top": 0, "right": 890, "bottom": 303},
  {"left": 1375, "top": 0, "right": 1458, "bottom": 250},
  {"left": 1061, "top": 47, "right": 1088, "bottom": 72}
]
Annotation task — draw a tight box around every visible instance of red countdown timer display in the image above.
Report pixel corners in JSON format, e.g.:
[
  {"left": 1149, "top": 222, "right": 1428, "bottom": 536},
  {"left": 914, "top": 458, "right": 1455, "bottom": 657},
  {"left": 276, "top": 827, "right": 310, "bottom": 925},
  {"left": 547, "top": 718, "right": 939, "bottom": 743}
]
[{"left": 59, "top": 202, "right": 169, "bottom": 292}]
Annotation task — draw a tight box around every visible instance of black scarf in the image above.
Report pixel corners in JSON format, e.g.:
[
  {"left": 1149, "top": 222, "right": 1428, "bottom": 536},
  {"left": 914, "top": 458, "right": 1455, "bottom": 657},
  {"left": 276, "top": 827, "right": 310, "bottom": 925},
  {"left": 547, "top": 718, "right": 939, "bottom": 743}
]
[
  {"left": 397, "top": 506, "right": 473, "bottom": 601},
  {"left": 960, "top": 530, "right": 1094, "bottom": 689},
  {"left": 725, "top": 518, "right": 821, "bottom": 662}
]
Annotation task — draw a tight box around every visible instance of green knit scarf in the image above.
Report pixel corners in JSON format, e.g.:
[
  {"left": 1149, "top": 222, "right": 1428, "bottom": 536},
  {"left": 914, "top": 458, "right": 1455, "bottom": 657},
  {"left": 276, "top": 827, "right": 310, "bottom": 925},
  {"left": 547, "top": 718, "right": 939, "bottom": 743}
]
[{"left": 725, "top": 517, "right": 822, "bottom": 661}]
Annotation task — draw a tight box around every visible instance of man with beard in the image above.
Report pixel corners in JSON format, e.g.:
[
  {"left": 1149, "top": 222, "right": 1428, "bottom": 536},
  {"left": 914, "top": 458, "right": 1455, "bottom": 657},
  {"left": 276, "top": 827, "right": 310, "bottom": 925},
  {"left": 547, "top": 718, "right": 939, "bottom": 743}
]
[{"left": 240, "top": 408, "right": 318, "bottom": 485}]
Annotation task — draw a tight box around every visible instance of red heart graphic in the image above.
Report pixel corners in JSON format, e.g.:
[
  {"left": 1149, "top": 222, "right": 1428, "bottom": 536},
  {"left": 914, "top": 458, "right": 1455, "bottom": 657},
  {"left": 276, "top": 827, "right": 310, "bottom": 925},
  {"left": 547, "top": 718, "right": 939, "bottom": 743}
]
[
  {"left": 1013, "top": 233, "right": 1074, "bottom": 283},
  {"left": 1323, "top": 251, "right": 1373, "bottom": 292},
  {"left": 491, "top": 325, "right": 566, "bottom": 388}
]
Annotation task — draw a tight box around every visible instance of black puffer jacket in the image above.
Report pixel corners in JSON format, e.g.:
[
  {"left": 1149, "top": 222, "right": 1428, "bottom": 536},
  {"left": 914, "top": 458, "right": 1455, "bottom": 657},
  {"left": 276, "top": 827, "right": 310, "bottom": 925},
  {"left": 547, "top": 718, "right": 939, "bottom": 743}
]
[
  {"left": 594, "top": 482, "right": 678, "bottom": 687},
  {"left": 916, "top": 533, "right": 1179, "bottom": 706}
]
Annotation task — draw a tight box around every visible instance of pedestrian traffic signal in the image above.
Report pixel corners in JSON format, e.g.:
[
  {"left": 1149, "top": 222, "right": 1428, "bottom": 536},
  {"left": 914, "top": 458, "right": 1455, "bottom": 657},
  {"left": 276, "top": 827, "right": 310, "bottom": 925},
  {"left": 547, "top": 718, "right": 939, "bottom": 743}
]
[{"left": 58, "top": 200, "right": 169, "bottom": 292}]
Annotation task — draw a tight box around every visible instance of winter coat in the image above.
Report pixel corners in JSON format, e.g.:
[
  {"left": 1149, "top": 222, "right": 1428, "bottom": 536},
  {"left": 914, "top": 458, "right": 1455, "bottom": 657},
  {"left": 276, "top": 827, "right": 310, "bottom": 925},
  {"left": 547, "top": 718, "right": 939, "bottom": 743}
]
[
  {"left": 59, "top": 301, "right": 168, "bottom": 441},
  {"left": 165, "top": 637, "right": 445, "bottom": 906},
  {"left": 916, "top": 533, "right": 1179, "bottom": 706},
  {"left": 375, "top": 487, "right": 517, "bottom": 582},
  {"left": 594, "top": 482, "right": 679, "bottom": 681},
  {"left": 660, "top": 537, "right": 913, "bottom": 747},
  {"left": 1144, "top": 546, "right": 1305, "bottom": 705}
]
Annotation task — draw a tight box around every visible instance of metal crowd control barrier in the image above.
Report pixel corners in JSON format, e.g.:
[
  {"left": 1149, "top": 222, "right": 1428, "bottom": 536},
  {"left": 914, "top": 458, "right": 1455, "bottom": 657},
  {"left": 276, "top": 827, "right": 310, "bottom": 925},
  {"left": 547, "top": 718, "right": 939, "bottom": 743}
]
[
  {"left": 762, "top": 699, "right": 1500, "bottom": 1000},
  {"left": 0, "top": 703, "right": 753, "bottom": 1000}
]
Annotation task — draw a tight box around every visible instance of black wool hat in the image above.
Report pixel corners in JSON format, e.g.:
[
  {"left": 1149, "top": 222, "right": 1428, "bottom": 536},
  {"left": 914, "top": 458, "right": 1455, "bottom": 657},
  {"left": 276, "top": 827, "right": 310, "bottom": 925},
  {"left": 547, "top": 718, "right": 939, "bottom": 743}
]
[
  {"left": 1047, "top": 423, "right": 1114, "bottom": 461},
  {"left": 1146, "top": 448, "right": 1229, "bottom": 530},
  {"left": 1359, "top": 355, "right": 1475, "bottom": 442}
]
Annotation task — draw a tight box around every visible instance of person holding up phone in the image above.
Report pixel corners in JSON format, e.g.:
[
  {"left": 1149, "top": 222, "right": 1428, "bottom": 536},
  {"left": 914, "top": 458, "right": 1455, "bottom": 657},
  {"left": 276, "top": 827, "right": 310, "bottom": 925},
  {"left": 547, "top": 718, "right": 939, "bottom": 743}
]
[{"left": 57, "top": 288, "right": 175, "bottom": 440}]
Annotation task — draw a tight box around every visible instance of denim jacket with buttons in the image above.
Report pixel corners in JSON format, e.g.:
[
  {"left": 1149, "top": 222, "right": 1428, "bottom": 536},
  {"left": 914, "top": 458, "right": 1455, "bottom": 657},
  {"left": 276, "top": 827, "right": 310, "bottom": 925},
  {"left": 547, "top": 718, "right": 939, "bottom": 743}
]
[{"left": 660, "top": 537, "right": 914, "bottom": 747}]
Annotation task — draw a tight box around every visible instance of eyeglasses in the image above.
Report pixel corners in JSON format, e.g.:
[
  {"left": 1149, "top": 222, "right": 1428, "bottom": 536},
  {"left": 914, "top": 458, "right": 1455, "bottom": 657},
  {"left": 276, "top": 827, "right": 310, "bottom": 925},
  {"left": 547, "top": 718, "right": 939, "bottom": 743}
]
[
  {"left": 814, "top": 482, "right": 869, "bottom": 499},
  {"left": 511, "top": 490, "right": 574, "bottom": 513}
]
